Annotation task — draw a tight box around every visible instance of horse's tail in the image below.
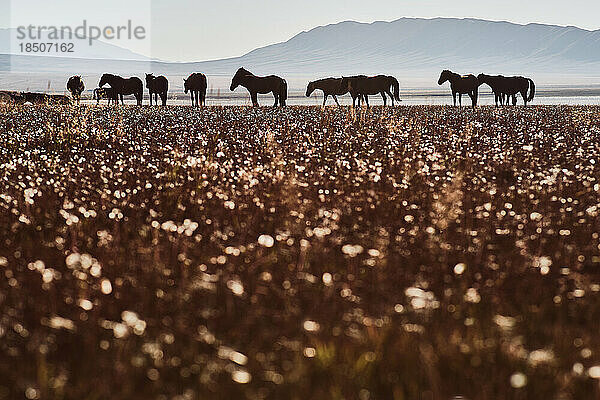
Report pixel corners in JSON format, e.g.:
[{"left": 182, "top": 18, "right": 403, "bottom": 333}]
[
  {"left": 527, "top": 78, "right": 535, "bottom": 102},
  {"left": 390, "top": 77, "right": 400, "bottom": 101},
  {"left": 281, "top": 79, "right": 288, "bottom": 104}
]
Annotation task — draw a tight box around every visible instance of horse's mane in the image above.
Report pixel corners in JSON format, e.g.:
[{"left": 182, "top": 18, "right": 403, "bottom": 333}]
[
  {"left": 313, "top": 77, "right": 340, "bottom": 84},
  {"left": 237, "top": 67, "right": 254, "bottom": 77},
  {"left": 102, "top": 73, "right": 120, "bottom": 79}
]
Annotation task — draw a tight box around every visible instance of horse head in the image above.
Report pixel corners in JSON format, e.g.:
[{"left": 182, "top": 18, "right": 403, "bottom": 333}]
[
  {"left": 476, "top": 74, "right": 488, "bottom": 85},
  {"left": 230, "top": 68, "right": 249, "bottom": 91},
  {"left": 340, "top": 77, "right": 352, "bottom": 92},
  {"left": 438, "top": 70, "right": 451, "bottom": 85},
  {"left": 183, "top": 78, "right": 189, "bottom": 94},
  {"left": 145, "top": 73, "right": 154, "bottom": 86},
  {"left": 305, "top": 81, "right": 315, "bottom": 97},
  {"left": 99, "top": 74, "right": 111, "bottom": 87},
  {"left": 340, "top": 77, "right": 348, "bottom": 88}
]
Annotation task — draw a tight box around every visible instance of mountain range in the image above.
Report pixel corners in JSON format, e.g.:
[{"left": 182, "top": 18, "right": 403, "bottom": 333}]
[{"left": 1, "top": 18, "right": 600, "bottom": 92}]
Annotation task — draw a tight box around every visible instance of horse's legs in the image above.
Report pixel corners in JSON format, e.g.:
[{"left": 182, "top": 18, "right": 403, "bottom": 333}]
[
  {"left": 323, "top": 94, "right": 328, "bottom": 106},
  {"left": 458, "top": 93, "right": 462, "bottom": 107},
  {"left": 521, "top": 90, "right": 528, "bottom": 106},
  {"left": 386, "top": 90, "right": 394, "bottom": 106},
  {"left": 251, "top": 92, "right": 258, "bottom": 107},
  {"left": 333, "top": 95, "right": 340, "bottom": 107},
  {"left": 473, "top": 88, "right": 478, "bottom": 108},
  {"left": 453, "top": 91, "right": 457, "bottom": 107},
  {"left": 365, "top": 95, "right": 370, "bottom": 109},
  {"left": 380, "top": 92, "right": 386, "bottom": 106},
  {"left": 273, "top": 92, "right": 278, "bottom": 107}
]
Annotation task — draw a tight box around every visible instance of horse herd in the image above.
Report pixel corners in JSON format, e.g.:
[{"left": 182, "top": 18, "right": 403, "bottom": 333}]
[
  {"left": 438, "top": 70, "right": 536, "bottom": 107},
  {"left": 34, "top": 68, "right": 537, "bottom": 108}
]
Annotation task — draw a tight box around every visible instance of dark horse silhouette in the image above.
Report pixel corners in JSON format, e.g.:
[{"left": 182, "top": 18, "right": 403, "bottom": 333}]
[
  {"left": 230, "top": 67, "right": 287, "bottom": 107},
  {"left": 22, "top": 93, "right": 49, "bottom": 105},
  {"left": 503, "top": 76, "right": 535, "bottom": 106},
  {"left": 340, "top": 75, "right": 400, "bottom": 108},
  {"left": 67, "top": 76, "right": 85, "bottom": 104},
  {"left": 146, "top": 74, "right": 169, "bottom": 106},
  {"left": 306, "top": 78, "right": 351, "bottom": 106},
  {"left": 478, "top": 74, "right": 535, "bottom": 106},
  {"left": 336, "top": 76, "right": 368, "bottom": 107},
  {"left": 476, "top": 74, "right": 508, "bottom": 106},
  {"left": 184, "top": 73, "right": 207, "bottom": 107},
  {"left": 93, "top": 87, "right": 117, "bottom": 105},
  {"left": 438, "top": 70, "right": 480, "bottom": 108},
  {"left": 99, "top": 73, "right": 143, "bottom": 105}
]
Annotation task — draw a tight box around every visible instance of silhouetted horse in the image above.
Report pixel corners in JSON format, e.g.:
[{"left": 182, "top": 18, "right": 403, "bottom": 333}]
[
  {"left": 341, "top": 75, "right": 400, "bottom": 108},
  {"left": 438, "top": 70, "right": 480, "bottom": 108},
  {"left": 230, "top": 67, "right": 287, "bottom": 107},
  {"left": 99, "top": 74, "right": 143, "bottom": 105},
  {"left": 502, "top": 76, "right": 535, "bottom": 106},
  {"left": 93, "top": 87, "right": 117, "bottom": 105},
  {"left": 478, "top": 74, "right": 535, "bottom": 106},
  {"left": 338, "top": 76, "right": 368, "bottom": 107},
  {"left": 306, "top": 78, "right": 350, "bottom": 106},
  {"left": 146, "top": 74, "right": 169, "bottom": 106},
  {"left": 67, "top": 76, "right": 85, "bottom": 104},
  {"left": 184, "top": 73, "right": 207, "bottom": 107},
  {"left": 22, "top": 93, "right": 48, "bottom": 105},
  {"left": 477, "top": 74, "right": 508, "bottom": 107}
]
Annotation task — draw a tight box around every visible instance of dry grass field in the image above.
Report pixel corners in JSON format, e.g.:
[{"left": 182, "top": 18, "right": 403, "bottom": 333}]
[{"left": 1, "top": 104, "right": 600, "bottom": 400}]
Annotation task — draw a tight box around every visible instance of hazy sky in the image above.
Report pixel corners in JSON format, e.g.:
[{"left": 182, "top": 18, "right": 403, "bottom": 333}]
[{"left": 3, "top": 0, "right": 600, "bottom": 61}]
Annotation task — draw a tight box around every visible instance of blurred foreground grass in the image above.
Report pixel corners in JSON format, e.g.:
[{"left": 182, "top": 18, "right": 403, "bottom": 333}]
[{"left": 0, "top": 104, "right": 600, "bottom": 399}]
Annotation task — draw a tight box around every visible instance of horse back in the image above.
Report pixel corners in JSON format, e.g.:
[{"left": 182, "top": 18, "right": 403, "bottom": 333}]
[
  {"left": 316, "top": 78, "right": 346, "bottom": 95},
  {"left": 190, "top": 73, "right": 207, "bottom": 91},
  {"left": 252, "top": 75, "right": 285, "bottom": 93}
]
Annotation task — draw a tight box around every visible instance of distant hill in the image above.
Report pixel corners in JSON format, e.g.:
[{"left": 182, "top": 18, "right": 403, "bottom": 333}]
[
  {"left": 0, "top": 28, "right": 150, "bottom": 61},
  {"left": 1, "top": 18, "right": 600, "bottom": 92},
  {"left": 189, "top": 17, "right": 600, "bottom": 77}
]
